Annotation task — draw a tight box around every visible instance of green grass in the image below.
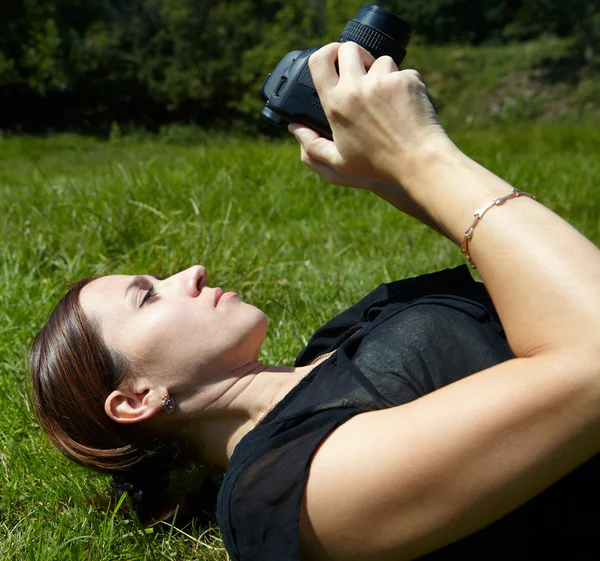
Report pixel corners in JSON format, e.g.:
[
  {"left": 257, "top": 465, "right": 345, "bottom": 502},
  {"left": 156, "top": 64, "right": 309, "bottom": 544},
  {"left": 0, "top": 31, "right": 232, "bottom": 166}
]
[
  {"left": 407, "top": 37, "right": 600, "bottom": 127},
  {"left": 1, "top": 123, "right": 599, "bottom": 560}
]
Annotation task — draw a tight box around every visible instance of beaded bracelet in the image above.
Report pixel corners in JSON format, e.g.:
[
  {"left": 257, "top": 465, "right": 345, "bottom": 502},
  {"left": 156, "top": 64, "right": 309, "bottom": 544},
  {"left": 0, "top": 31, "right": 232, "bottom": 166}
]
[{"left": 461, "top": 188, "right": 538, "bottom": 269}]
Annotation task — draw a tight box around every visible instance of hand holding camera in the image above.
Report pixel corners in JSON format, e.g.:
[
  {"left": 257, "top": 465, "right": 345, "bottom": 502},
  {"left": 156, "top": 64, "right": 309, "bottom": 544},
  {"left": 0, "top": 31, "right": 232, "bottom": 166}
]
[
  {"left": 261, "top": 3, "right": 412, "bottom": 137},
  {"left": 261, "top": 3, "right": 451, "bottom": 189},
  {"left": 293, "top": 42, "right": 448, "bottom": 187}
]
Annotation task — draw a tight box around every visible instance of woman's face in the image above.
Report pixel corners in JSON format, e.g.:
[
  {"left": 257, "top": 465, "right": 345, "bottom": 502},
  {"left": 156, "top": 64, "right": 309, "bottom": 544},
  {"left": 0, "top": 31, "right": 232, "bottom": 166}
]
[{"left": 79, "top": 265, "right": 268, "bottom": 391}]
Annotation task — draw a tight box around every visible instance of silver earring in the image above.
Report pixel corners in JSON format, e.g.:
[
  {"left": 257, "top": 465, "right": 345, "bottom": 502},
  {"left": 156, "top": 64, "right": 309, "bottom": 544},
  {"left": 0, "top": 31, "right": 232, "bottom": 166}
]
[{"left": 162, "top": 393, "right": 175, "bottom": 414}]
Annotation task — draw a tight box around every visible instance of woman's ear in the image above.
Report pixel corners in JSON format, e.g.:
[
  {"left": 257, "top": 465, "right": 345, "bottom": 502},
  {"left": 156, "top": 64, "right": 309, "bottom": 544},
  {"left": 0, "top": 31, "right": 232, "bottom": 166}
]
[{"left": 104, "top": 386, "right": 165, "bottom": 424}]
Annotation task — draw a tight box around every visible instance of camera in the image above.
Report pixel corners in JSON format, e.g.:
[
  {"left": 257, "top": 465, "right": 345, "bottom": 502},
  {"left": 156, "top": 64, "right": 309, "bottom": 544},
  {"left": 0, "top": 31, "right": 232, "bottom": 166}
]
[{"left": 260, "top": 3, "right": 412, "bottom": 138}]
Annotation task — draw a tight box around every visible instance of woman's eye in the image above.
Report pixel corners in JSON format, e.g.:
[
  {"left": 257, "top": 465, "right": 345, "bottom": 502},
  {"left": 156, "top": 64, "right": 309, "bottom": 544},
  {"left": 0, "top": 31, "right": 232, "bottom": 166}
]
[{"left": 139, "top": 287, "right": 159, "bottom": 308}]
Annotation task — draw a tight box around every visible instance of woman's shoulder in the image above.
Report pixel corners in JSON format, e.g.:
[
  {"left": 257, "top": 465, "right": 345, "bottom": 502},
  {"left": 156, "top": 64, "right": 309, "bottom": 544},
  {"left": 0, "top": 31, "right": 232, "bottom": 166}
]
[{"left": 217, "top": 406, "right": 359, "bottom": 561}]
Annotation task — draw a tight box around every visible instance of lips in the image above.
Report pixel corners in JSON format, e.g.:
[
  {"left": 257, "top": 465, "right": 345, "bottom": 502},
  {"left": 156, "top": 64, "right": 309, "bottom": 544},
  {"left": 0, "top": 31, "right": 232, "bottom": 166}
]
[
  {"left": 216, "top": 290, "right": 239, "bottom": 307},
  {"left": 214, "top": 287, "right": 224, "bottom": 306}
]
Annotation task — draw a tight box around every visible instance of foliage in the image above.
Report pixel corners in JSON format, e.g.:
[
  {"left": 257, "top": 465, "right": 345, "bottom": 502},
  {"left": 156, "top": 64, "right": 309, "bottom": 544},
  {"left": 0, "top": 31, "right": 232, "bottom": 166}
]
[
  {"left": 507, "top": 0, "right": 600, "bottom": 38},
  {"left": 507, "top": 0, "right": 600, "bottom": 70},
  {"left": 0, "top": 1, "right": 599, "bottom": 131},
  {"left": 385, "top": 0, "right": 522, "bottom": 44}
]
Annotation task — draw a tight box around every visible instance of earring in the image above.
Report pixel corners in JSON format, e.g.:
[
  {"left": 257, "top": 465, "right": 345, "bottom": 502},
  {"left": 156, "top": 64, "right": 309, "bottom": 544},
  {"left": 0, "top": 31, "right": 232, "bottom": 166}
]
[{"left": 162, "top": 393, "right": 175, "bottom": 414}]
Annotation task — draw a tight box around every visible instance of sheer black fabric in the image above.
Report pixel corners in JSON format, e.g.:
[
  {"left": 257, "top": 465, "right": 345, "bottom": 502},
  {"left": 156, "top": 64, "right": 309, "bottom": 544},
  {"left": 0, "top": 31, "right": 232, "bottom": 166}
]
[{"left": 216, "top": 266, "right": 599, "bottom": 561}]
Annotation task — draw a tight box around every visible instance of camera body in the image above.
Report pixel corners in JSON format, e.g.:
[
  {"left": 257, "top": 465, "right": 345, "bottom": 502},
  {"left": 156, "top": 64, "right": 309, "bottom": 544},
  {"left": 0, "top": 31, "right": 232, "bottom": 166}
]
[{"left": 260, "top": 3, "right": 412, "bottom": 138}]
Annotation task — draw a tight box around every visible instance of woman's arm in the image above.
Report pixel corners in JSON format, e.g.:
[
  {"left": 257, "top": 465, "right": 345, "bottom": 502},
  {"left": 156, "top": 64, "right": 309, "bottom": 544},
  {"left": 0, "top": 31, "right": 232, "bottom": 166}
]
[{"left": 296, "top": 42, "right": 600, "bottom": 561}]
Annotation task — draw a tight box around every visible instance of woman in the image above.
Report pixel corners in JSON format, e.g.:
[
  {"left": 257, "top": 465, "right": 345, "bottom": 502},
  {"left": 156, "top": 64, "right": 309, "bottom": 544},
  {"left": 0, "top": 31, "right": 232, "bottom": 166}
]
[{"left": 31, "top": 42, "right": 600, "bottom": 561}]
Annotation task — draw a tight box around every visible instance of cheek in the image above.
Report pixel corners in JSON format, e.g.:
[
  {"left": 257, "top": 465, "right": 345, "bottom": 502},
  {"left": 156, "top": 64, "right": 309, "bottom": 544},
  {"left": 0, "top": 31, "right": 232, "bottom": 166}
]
[
  {"left": 126, "top": 303, "right": 267, "bottom": 374},
  {"left": 122, "top": 308, "right": 195, "bottom": 364}
]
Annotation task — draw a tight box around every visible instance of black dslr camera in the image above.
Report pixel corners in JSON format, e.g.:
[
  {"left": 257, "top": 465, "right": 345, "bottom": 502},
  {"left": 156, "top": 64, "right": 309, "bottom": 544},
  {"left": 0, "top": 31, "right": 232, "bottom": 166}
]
[{"left": 260, "top": 3, "right": 412, "bottom": 138}]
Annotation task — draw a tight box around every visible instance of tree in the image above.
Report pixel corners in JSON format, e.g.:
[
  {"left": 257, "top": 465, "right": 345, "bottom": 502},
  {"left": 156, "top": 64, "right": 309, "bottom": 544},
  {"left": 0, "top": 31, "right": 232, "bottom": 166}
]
[
  {"left": 510, "top": 0, "right": 599, "bottom": 71},
  {"left": 384, "top": 0, "right": 522, "bottom": 44}
]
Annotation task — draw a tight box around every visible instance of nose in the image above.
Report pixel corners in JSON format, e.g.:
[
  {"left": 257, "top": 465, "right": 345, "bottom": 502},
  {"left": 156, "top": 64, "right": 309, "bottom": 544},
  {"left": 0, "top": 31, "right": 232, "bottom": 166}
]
[{"left": 162, "top": 265, "right": 207, "bottom": 297}]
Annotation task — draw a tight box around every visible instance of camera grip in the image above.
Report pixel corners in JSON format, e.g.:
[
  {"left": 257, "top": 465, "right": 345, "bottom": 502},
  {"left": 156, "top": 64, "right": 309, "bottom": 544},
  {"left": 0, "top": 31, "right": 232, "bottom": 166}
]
[
  {"left": 260, "top": 4, "right": 411, "bottom": 138},
  {"left": 262, "top": 52, "right": 332, "bottom": 138}
]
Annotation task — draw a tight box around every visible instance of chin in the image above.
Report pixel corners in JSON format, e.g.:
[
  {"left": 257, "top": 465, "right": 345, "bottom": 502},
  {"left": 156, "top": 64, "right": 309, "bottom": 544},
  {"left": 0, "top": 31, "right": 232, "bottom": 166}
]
[
  {"left": 242, "top": 301, "right": 267, "bottom": 324},
  {"left": 237, "top": 303, "right": 268, "bottom": 353},
  {"left": 252, "top": 308, "right": 269, "bottom": 340}
]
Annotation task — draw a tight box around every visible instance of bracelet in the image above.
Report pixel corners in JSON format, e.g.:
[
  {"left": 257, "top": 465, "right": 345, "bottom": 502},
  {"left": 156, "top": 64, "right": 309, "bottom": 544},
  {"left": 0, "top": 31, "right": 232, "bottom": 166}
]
[{"left": 461, "top": 188, "right": 538, "bottom": 269}]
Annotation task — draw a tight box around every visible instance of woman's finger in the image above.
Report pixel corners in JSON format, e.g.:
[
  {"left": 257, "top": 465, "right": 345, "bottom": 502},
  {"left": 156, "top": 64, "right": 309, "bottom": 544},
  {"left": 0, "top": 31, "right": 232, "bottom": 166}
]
[
  {"left": 294, "top": 137, "right": 373, "bottom": 189},
  {"left": 299, "top": 147, "right": 335, "bottom": 180},
  {"left": 308, "top": 43, "right": 341, "bottom": 97},
  {"left": 289, "top": 122, "right": 321, "bottom": 144},
  {"left": 368, "top": 55, "right": 399, "bottom": 77},
  {"left": 399, "top": 68, "right": 424, "bottom": 84},
  {"left": 337, "top": 42, "right": 373, "bottom": 82},
  {"left": 289, "top": 123, "right": 340, "bottom": 169}
]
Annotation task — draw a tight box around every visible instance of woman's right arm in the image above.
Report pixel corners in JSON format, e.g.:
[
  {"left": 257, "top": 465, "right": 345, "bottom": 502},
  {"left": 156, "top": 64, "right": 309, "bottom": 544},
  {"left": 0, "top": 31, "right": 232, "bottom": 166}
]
[{"left": 296, "top": 42, "right": 600, "bottom": 561}]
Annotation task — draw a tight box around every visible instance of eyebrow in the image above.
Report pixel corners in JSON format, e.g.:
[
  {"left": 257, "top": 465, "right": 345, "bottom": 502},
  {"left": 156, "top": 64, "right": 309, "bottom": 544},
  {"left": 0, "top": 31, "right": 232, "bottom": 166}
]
[{"left": 124, "top": 274, "right": 162, "bottom": 300}]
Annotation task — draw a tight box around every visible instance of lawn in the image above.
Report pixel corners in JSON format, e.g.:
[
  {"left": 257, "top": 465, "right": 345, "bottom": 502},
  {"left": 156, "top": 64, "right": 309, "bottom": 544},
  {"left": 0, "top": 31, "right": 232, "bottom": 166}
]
[{"left": 1, "top": 123, "right": 599, "bottom": 560}]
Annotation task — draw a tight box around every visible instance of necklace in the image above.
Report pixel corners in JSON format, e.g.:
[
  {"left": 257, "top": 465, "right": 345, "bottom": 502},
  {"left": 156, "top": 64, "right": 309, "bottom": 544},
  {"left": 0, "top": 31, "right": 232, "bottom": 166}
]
[{"left": 309, "top": 349, "right": 336, "bottom": 365}]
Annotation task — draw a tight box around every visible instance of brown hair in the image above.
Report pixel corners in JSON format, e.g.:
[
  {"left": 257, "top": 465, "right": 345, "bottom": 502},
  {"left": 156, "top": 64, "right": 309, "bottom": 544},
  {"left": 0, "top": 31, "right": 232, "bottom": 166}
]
[{"left": 29, "top": 279, "right": 217, "bottom": 525}]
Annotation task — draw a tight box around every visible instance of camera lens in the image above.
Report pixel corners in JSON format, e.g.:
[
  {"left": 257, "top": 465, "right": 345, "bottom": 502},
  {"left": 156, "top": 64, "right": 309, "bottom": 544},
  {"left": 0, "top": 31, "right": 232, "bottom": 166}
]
[{"left": 340, "top": 3, "right": 412, "bottom": 65}]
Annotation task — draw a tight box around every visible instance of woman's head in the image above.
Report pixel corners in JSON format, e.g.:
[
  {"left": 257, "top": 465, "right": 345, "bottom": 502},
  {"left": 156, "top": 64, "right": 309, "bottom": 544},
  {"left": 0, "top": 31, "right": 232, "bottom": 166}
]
[
  {"left": 29, "top": 264, "right": 267, "bottom": 519},
  {"left": 78, "top": 265, "right": 268, "bottom": 423}
]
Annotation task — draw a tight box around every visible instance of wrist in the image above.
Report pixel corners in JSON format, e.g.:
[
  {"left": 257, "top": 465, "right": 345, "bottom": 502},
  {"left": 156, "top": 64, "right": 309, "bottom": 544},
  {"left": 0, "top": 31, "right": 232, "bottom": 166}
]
[
  {"left": 396, "top": 135, "right": 463, "bottom": 194},
  {"left": 397, "top": 141, "right": 517, "bottom": 246}
]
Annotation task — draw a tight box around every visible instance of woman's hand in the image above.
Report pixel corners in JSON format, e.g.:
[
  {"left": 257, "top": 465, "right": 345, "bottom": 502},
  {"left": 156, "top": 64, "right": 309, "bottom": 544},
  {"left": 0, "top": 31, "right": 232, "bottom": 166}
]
[
  {"left": 298, "top": 42, "right": 451, "bottom": 187},
  {"left": 289, "top": 122, "right": 394, "bottom": 192},
  {"left": 289, "top": 120, "right": 452, "bottom": 240},
  {"left": 288, "top": 122, "right": 384, "bottom": 192}
]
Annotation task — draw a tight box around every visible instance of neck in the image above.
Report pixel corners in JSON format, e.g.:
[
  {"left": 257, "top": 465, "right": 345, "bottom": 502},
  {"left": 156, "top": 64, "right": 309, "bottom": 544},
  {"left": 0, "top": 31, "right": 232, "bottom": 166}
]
[{"left": 175, "top": 360, "right": 320, "bottom": 469}]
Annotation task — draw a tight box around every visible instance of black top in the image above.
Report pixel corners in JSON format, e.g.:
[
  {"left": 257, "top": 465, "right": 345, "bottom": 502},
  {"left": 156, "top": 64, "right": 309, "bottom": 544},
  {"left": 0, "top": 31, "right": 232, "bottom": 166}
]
[{"left": 216, "top": 266, "right": 599, "bottom": 561}]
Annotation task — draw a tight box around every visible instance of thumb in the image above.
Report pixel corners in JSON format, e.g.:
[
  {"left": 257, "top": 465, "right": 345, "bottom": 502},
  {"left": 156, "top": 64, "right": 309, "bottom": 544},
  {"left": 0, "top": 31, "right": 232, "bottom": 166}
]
[{"left": 288, "top": 123, "right": 340, "bottom": 168}]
